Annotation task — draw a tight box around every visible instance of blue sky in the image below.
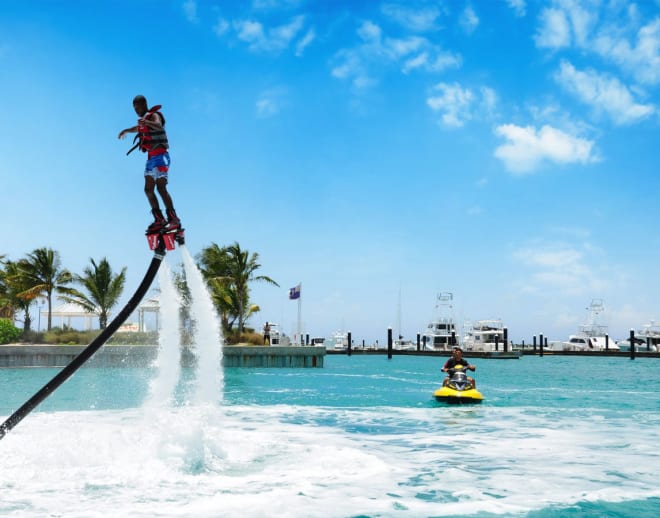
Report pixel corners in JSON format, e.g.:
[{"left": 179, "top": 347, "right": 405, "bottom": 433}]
[{"left": 2, "top": 0, "right": 660, "bottom": 343}]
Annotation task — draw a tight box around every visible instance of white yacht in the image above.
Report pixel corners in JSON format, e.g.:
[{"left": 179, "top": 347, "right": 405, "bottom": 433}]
[
  {"left": 327, "top": 330, "right": 349, "bottom": 351},
  {"left": 617, "top": 321, "right": 660, "bottom": 352},
  {"left": 393, "top": 338, "right": 417, "bottom": 351},
  {"left": 561, "top": 300, "right": 618, "bottom": 351},
  {"left": 423, "top": 293, "right": 459, "bottom": 351},
  {"left": 462, "top": 319, "right": 507, "bottom": 352}
]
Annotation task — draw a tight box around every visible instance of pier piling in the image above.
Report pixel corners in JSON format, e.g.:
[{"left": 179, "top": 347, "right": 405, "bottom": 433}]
[
  {"left": 387, "top": 327, "right": 393, "bottom": 359},
  {"left": 539, "top": 333, "right": 544, "bottom": 357},
  {"left": 630, "top": 329, "right": 635, "bottom": 360}
]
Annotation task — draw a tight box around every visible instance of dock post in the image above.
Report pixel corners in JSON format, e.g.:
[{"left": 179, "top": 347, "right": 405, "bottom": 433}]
[
  {"left": 387, "top": 327, "right": 393, "bottom": 359},
  {"left": 504, "top": 327, "right": 508, "bottom": 352},
  {"left": 521, "top": 339, "right": 525, "bottom": 352},
  {"left": 605, "top": 334, "right": 609, "bottom": 351},
  {"left": 306, "top": 334, "right": 309, "bottom": 345},
  {"left": 494, "top": 335, "right": 499, "bottom": 352},
  {"left": 416, "top": 333, "right": 421, "bottom": 352},
  {"left": 630, "top": 329, "right": 635, "bottom": 360},
  {"left": 539, "top": 333, "right": 544, "bottom": 357},
  {"left": 533, "top": 335, "right": 536, "bottom": 353},
  {"left": 347, "top": 331, "right": 352, "bottom": 356},
  {"left": 451, "top": 331, "right": 456, "bottom": 347},
  {"left": 647, "top": 336, "right": 651, "bottom": 352}
]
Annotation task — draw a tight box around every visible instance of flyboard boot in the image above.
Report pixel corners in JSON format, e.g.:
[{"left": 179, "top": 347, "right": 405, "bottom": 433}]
[
  {"left": 146, "top": 208, "right": 168, "bottom": 251},
  {"left": 146, "top": 208, "right": 166, "bottom": 234},
  {"left": 165, "top": 208, "right": 185, "bottom": 246}
]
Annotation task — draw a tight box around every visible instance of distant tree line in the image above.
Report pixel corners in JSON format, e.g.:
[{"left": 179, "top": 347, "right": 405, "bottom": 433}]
[{"left": 0, "top": 243, "right": 277, "bottom": 344}]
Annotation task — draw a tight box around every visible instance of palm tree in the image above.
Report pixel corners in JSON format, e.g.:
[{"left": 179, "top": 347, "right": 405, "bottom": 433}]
[
  {"left": 0, "top": 255, "right": 13, "bottom": 319},
  {"left": 16, "top": 247, "right": 75, "bottom": 331},
  {"left": 197, "top": 243, "right": 234, "bottom": 332},
  {"left": 2, "top": 260, "right": 36, "bottom": 332},
  {"left": 197, "top": 242, "right": 279, "bottom": 334},
  {"left": 59, "top": 257, "right": 127, "bottom": 329}
]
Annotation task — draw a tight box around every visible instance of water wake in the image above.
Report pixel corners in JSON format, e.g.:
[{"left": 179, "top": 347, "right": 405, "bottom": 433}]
[
  {"left": 181, "top": 245, "right": 224, "bottom": 405},
  {"left": 144, "top": 261, "right": 182, "bottom": 407}
]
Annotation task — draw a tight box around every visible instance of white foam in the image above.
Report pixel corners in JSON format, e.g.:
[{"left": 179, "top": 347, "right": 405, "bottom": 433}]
[
  {"left": 2, "top": 404, "right": 659, "bottom": 517},
  {"left": 144, "top": 261, "right": 182, "bottom": 408},
  {"left": 181, "top": 246, "right": 224, "bottom": 405}
]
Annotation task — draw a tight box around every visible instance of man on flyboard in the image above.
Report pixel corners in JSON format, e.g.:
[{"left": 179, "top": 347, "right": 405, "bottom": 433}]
[{"left": 118, "top": 95, "right": 183, "bottom": 246}]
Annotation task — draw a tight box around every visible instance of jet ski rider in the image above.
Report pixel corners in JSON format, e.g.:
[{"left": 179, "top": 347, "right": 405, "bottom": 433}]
[{"left": 442, "top": 347, "right": 476, "bottom": 387}]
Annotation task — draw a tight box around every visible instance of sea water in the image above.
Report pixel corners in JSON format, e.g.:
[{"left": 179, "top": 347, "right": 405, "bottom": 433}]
[{"left": 1, "top": 354, "right": 658, "bottom": 517}]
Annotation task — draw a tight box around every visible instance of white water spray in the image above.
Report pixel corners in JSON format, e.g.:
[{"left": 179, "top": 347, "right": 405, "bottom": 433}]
[
  {"left": 181, "top": 246, "right": 224, "bottom": 404},
  {"left": 144, "top": 261, "right": 182, "bottom": 407}
]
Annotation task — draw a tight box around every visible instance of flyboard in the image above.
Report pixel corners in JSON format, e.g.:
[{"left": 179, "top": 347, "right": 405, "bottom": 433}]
[{"left": 0, "top": 226, "right": 184, "bottom": 440}]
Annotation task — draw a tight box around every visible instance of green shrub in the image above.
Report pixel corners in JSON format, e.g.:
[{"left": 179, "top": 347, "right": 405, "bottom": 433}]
[
  {"left": 107, "top": 331, "right": 158, "bottom": 345},
  {"left": 0, "top": 319, "right": 22, "bottom": 344},
  {"left": 225, "top": 330, "right": 263, "bottom": 345},
  {"left": 43, "top": 328, "right": 99, "bottom": 345}
]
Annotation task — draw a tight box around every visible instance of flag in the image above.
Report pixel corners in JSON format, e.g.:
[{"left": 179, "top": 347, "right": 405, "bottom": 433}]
[{"left": 289, "top": 284, "right": 301, "bottom": 300}]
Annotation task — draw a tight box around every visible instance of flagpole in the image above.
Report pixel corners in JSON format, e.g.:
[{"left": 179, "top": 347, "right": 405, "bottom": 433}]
[{"left": 297, "top": 283, "right": 302, "bottom": 345}]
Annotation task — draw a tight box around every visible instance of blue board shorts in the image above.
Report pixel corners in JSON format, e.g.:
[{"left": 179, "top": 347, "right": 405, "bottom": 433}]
[{"left": 144, "top": 152, "right": 170, "bottom": 180}]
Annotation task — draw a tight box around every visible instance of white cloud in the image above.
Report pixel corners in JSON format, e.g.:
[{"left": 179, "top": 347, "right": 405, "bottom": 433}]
[
  {"left": 234, "top": 15, "right": 305, "bottom": 53},
  {"left": 480, "top": 86, "right": 498, "bottom": 116},
  {"left": 213, "top": 18, "right": 229, "bottom": 37},
  {"left": 427, "top": 83, "right": 475, "bottom": 127},
  {"left": 235, "top": 19, "right": 265, "bottom": 45},
  {"left": 460, "top": 5, "right": 479, "bottom": 35},
  {"left": 555, "top": 61, "right": 655, "bottom": 124},
  {"left": 330, "top": 50, "right": 375, "bottom": 90},
  {"left": 593, "top": 17, "right": 660, "bottom": 85},
  {"left": 332, "top": 21, "right": 460, "bottom": 88},
  {"left": 295, "top": 28, "right": 315, "bottom": 56},
  {"left": 493, "top": 123, "right": 596, "bottom": 174},
  {"left": 535, "top": 7, "right": 571, "bottom": 49},
  {"left": 560, "top": 0, "right": 596, "bottom": 47},
  {"left": 535, "top": 2, "right": 660, "bottom": 86},
  {"left": 506, "top": 0, "right": 526, "bottom": 17},
  {"left": 385, "top": 35, "right": 426, "bottom": 59},
  {"left": 427, "top": 82, "right": 496, "bottom": 128},
  {"left": 182, "top": 0, "right": 198, "bottom": 23},
  {"left": 513, "top": 242, "right": 609, "bottom": 296},
  {"left": 380, "top": 3, "right": 444, "bottom": 32},
  {"left": 252, "top": 0, "right": 303, "bottom": 9},
  {"left": 256, "top": 88, "right": 288, "bottom": 117},
  {"left": 358, "top": 20, "right": 382, "bottom": 44}
]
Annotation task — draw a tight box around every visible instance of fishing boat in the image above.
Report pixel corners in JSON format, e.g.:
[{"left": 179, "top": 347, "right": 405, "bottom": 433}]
[
  {"left": 617, "top": 321, "right": 660, "bottom": 352},
  {"left": 560, "top": 299, "right": 619, "bottom": 351},
  {"left": 423, "top": 292, "right": 459, "bottom": 351},
  {"left": 462, "top": 319, "right": 505, "bottom": 352},
  {"left": 327, "top": 330, "right": 349, "bottom": 351}
]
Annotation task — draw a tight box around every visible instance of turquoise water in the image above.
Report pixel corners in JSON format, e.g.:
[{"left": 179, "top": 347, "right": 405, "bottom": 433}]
[{"left": 1, "top": 354, "right": 659, "bottom": 517}]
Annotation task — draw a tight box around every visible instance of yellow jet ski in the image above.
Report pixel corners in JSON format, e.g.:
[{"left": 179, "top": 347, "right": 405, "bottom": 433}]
[{"left": 433, "top": 365, "right": 484, "bottom": 404}]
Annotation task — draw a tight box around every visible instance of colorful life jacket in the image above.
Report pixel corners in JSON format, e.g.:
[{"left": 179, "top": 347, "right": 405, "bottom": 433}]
[{"left": 127, "top": 105, "right": 169, "bottom": 155}]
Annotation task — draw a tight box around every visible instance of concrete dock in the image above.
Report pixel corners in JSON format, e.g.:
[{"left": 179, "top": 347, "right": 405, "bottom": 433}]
[{"left": 0, "top": 344, "right": 326, "bottom": 368}]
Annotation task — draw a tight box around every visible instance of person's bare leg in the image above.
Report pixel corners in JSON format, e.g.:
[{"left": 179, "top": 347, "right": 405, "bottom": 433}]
[{"left": 145, "top": 176, "right": 166, "bottom": 231}]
